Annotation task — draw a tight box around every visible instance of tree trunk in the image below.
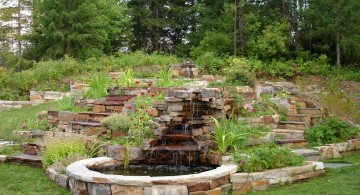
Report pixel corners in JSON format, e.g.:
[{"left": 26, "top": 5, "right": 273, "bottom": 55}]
[
  {"left": 234, "top": 0, "right": 237, "bottom": 56},
  {"left": 336, "top": 21, "right": 341, "bottom": 67},
  {"left": 17, "top": 0, "right": 22, "bottom": 54}
]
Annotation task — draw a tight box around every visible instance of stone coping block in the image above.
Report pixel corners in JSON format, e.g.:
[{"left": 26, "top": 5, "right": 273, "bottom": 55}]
[{"left": 66, "top": 157, "right": 238, "bottom": 186}]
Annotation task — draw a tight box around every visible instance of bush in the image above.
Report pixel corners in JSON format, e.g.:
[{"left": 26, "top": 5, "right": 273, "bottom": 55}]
[
  {"left": 100, "top": 113, "right": 131, "bottom": 132},
  {"left": 223, "top": 58, "right": 256, "bottom": 86},
  {"left": 42, "top": 137, "right": 87, "bottom": 167},
  {"left": 236, "top": 143, "right": 304, "bottom": 172},
  {"left": 194, "top": 52, "right": 227, "bottom": 75},
  {"left": 305, "top": 117, "right": 360, "bottom": 147}
]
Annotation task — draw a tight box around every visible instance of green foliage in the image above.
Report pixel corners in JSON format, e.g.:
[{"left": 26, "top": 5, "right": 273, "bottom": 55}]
[
  {"left": 127, "top": 94, "right": 156, "bottom": 147},
  {"left": 211, "top": 117, "right": 269, "bottom": 154},
  {"left": 223, "top": 58, "right": 256, "bottom": 86},
  {"left": 84, "top": 73, "right": 110, "bottom": 99},
  {"left": 28, "top": 0, "right": 131, "bottom": 60},
  {"left": 100, "top": 113, "right": 131, "bottom": 132},
  {"left": 211, "top": 117, "right": 243, "bottom": 155},
  {"left": 154, "top": 68, "right": 185, "bottom": 87},
  {"left": 0, "top": 145, "right": 21, "bottom": 156},
  {"left": 236, "top": 143, "right": 305, "bottom": 172},
  {"left": 57, "top": 96, "right": 76, "bottom": 111},
  {"left": 191, "top": 32, "right": 232, "bottom": 58},
  {"left": 194, "top": 52, "right": 227, "bottom": 75},
  {"left": 117, "top": 69, "right": 134, "bottom": 87},
  {"left": 246, "top": 22, "right": 290, "bottom": 62},
  {"left": 52, "top": 153, "right": 87, "bottom": 174},
  {"left": 42, "top": 137, "right": 87, "bottom": 167},
  {"left": 305, "top": 117, "right": 360, "bottom": 147}
]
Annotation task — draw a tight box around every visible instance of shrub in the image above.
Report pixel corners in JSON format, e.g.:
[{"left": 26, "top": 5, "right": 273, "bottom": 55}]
[
  {"left": 194, "top": 52, "right": 227, "bottom": 75},
  {"left": 42, "top": 137, "right": 87, "bottom": 167},
  {"left": 52, "top": 153, "right": 87, "bottom": 174},
  {"left": 223, "top": 58, "right": 256, "bottom": 86},
  {"left": 100, "top": 113, "right": 131, "bottom": 132},
  {"left": 305, "top": 117, "right": 360, "bottom": 147},
  {"left": 235, "top": 143, "right": 304, "bottom": 172}
]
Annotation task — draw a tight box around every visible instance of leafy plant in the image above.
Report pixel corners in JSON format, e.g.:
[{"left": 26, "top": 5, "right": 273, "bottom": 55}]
[
  {"left": 100, "top": 113, "right": 131, "bottom": 132},
  {"left": 211, "top": 117, "right": 251, "bottom": 154},
  {"left": 57, "top": 96, "right": 76, "bottom": 111},
  {"left": 305, "top": 117, "right": 360, "bottom": 147},
  {"left": 235, "top": 143, "right": 304, "bottom": 172},
  {"left": 84, "top": 73, "right": 111, "bottom": 99},
  {"left": 52, "top": 153, "right": 87, "bottom": 174},
  {"left": 42, "top": 137, "right": 87, "bottom": 167},
  {"left": 118, "top": 69, "right": 134, "bottom": 87}
]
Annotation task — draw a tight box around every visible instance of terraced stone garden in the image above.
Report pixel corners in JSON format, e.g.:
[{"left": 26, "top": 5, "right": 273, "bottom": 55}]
[{"left": 0, "top": 61, "right": 359, "bottom": 195}]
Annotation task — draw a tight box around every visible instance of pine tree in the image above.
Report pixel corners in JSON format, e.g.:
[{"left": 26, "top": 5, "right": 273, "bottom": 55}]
[{"left": 26, "top": 0, "right": 131, "bottom": 60}]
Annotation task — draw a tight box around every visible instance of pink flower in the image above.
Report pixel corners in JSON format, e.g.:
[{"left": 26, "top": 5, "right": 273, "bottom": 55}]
[
  {"left": 244, "top": 103, "right": 254, "bottom": 112},
  {"left": 140, "top": 91, "right": 146, "bottom": 95}
]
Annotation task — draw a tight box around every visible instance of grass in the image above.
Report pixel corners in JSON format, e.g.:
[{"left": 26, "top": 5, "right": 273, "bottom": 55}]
[
  {"left": 0, "top": 102, "right": 58, "bottom": 141},
  {"left": 249, "top": 152, "right": 360, "bottom": 195},
  {"left": 0, "top": 163, "right": 70, "bottom": 195}
]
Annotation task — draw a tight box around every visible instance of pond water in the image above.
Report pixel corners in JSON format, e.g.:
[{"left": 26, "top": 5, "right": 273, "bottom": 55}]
[{"left": 95, "top": 164, "right": 217, "bottom": 177}]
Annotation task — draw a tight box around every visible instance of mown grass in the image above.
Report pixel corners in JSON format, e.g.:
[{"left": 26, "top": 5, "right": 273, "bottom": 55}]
[
  {"left": 0, "top": 102, "right": 58, "bottom": 141},
  {"left": 249, "top": 152, "right": 360, "bottom": 195},
  {"left": 0, "top": 163, "right": 70, "bottom": 195}
]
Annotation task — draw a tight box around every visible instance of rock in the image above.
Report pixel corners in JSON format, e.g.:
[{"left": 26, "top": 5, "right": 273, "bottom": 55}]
[
  {"left": 58, "top": 111, "right": 76, "bottom": 122},
  {"left": 189, "top": 187, "right": 221, "bottom": 195},
  {"left": 107, "top": 146, "right": 126, "bottom": 161},
  {"left": 111, "top": 185, "right": 144, "bottom": 195},
  {"left": 58, "top": 173, "right": 69, "bottom": 188},
  {"left": 144, "top": 185, "right": 188, "bottom": 195},
  {"left": 87, "top": 183, "right": 111, "bottom": 195},
  {"left": 187, "top": 182, "right": 210, "bottom": 192},
  {"left": 0, "top": 155, "right": 7, "bottom": 162},
  {"left": 128, "top": 147, "right": 145, "bottom": 162}
]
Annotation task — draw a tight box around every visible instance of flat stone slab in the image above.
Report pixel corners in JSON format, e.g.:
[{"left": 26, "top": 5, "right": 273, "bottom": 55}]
[
  {"left": 0, "top": 141, "right": 12, "bottom": 147},
  {"left": 323, "top": 163, "right": 354, "bottom": 169},
  {"left": 6, "top": 153, "right": 42, "bottom": 167},
  {"left": 68, "top": 121, "right": 102, "bottom": 126},
  {"left": 292, "top": 149, "right": 320, "bottom": 157}
]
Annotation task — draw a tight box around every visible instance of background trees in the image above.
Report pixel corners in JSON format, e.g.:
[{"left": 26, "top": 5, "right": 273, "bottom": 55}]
[
  {"left": 0, "top": 0, "right": 359, "bottom": 67},
  {"left": 25, "top": 0, "right": 131, "bottom": 60}
]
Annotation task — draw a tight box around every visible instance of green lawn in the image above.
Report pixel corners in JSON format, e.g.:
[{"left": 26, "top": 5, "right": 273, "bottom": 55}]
[
  {"left": 0, "top": 163, "right": 70, "bottom": 195},
  {"left": 249, "top": 152, "right": 360, "bottom": 195},
  {"left": 0, "top": 102, "right": 57, "bottom": 141}
]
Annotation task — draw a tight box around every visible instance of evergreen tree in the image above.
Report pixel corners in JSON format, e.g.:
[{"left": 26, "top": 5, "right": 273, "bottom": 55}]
[{"left": 26, "top": 0, "right": 131, "bottom": 60}]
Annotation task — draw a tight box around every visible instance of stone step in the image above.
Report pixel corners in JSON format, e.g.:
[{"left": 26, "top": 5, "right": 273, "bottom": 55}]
[
  {"left": 92, "top": 101, "right": 123, "bottom": 113},
  {"left": 105, "top": 95, "right": 134, "bottom": 101},
  {"left": 75, "top": 112, "right": 110, "bottom": 123},
  {"left": 292, "top": 149, "right": 320, "bottom": 161},
  {"left": 6, "top": 153, "right": 42, "bottom": 168},
  {"left": 277, "top": 121, "right": 308, "bottom": 130},
  {"left": 22, "top": 143, "right": 42, "bottom": 155},
  {"left": 272, "top": 129, "right": 305, "bottom": 139},
  {"left": 67, "top": 121, "right": 104, "bottom": 136},
  {"left": 286, "top": 114, "right": 311, "bottom": 123},
  {"left": 298, "top": 108, "right": 322, "bottom": 116},
  {"left": 275, "top": 139, "right": 308, "bottom": 148}
]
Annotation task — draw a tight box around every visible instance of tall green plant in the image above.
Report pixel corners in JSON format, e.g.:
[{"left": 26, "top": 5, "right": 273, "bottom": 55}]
[
  {"left": 84, "top": 73, "right": 110, "bottom": 99},
  {"left": 118, "top": 69, "right": 134, "bottom": 87}
]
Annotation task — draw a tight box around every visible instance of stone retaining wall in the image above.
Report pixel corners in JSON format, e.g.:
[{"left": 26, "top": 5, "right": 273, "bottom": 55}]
[
  {"left": 0, "top": 100, "right": 33, "bottom": 111},
  {"left": 315, "top": 138, "right": 360, "bottom": 160},
  {"left": 231, "top": 161, "right": 325, "bottom": 194}
]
